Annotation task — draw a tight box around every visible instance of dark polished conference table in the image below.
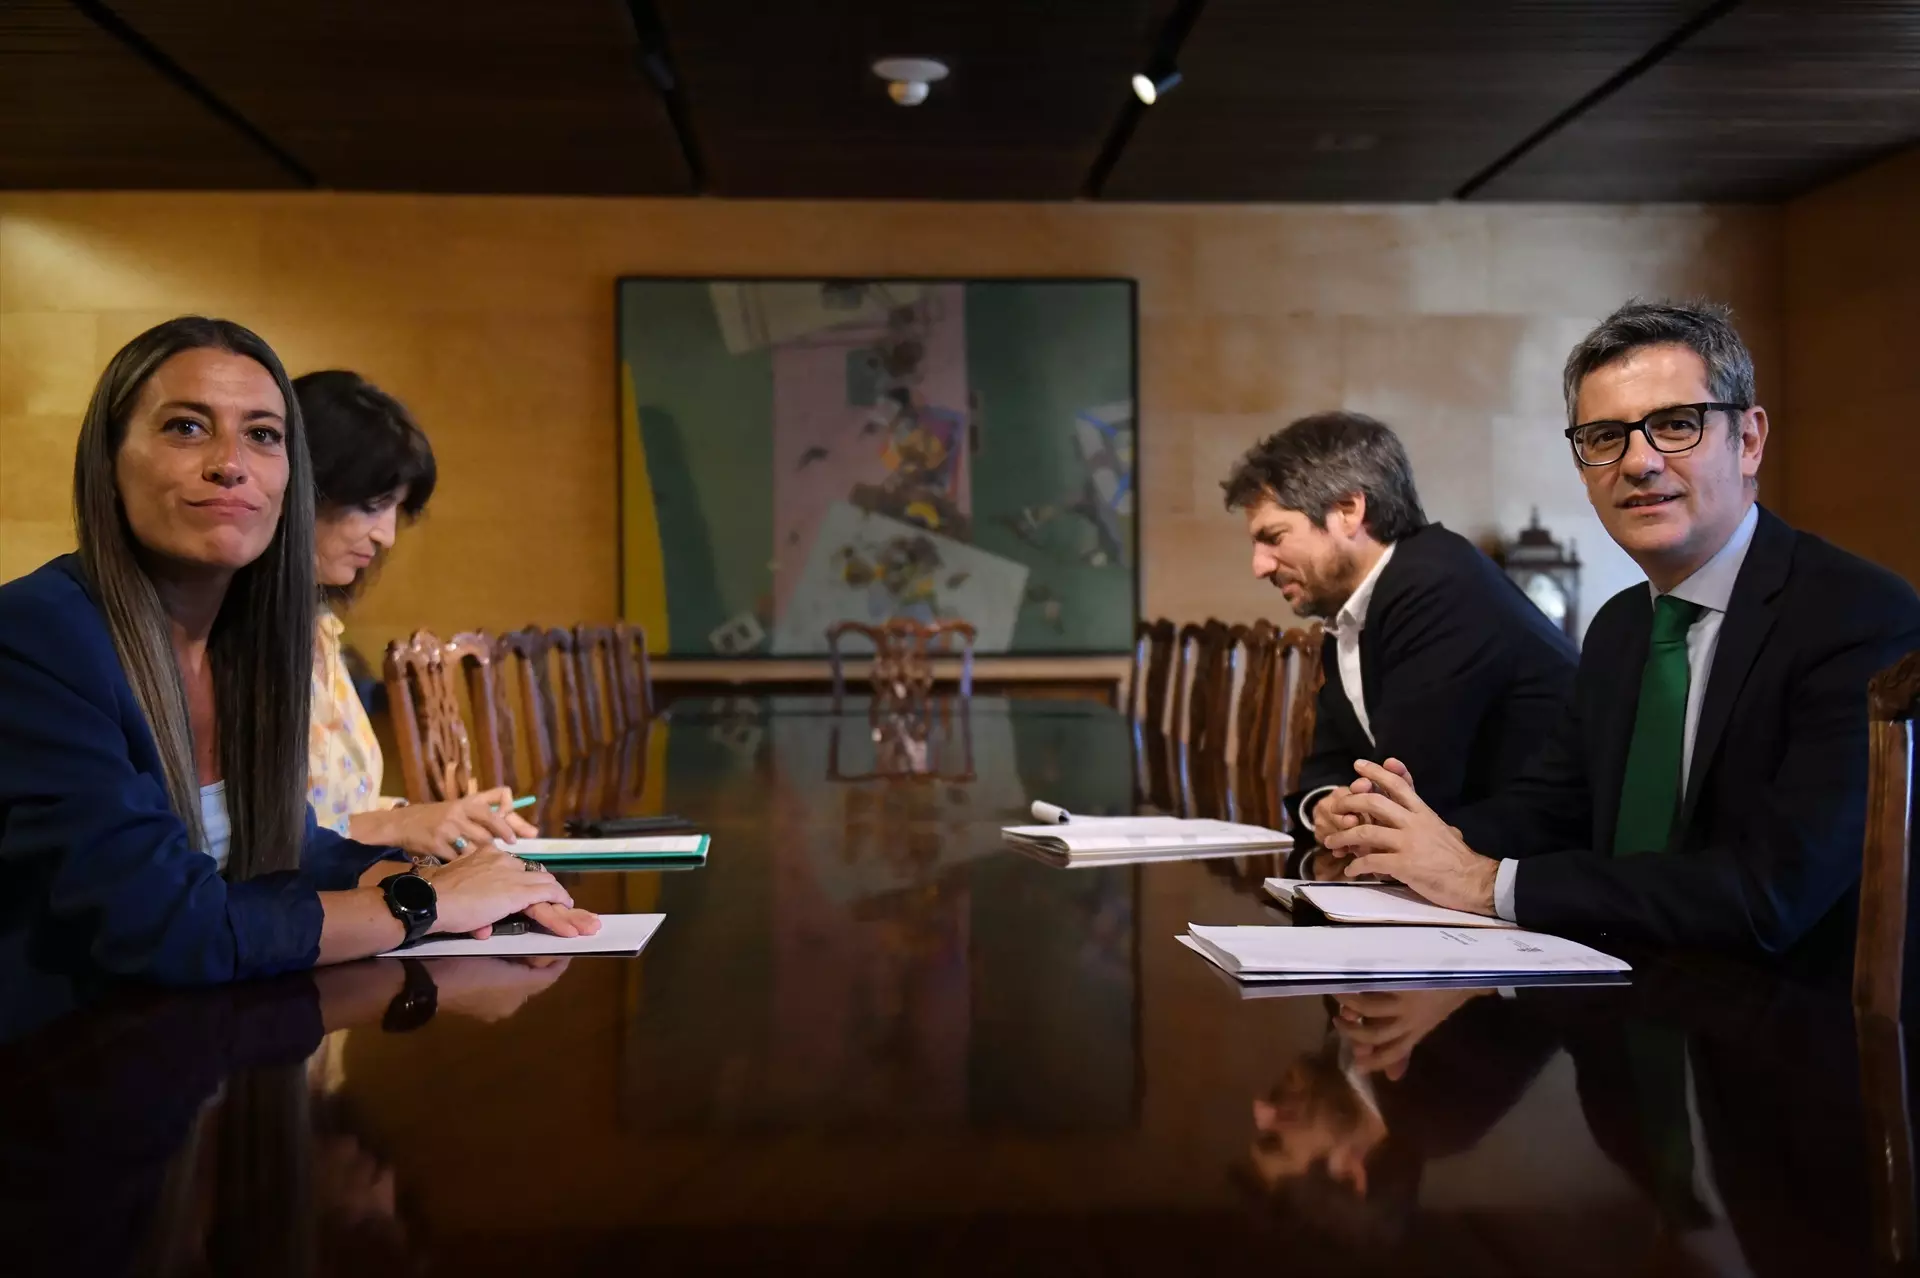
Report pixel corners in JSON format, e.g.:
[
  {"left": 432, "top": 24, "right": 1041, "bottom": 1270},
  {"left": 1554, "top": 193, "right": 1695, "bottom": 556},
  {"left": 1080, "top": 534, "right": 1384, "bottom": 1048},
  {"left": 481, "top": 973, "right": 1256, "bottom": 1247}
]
[{"left": 0, "top": 697, "right": 1909, "bottom": 1276}]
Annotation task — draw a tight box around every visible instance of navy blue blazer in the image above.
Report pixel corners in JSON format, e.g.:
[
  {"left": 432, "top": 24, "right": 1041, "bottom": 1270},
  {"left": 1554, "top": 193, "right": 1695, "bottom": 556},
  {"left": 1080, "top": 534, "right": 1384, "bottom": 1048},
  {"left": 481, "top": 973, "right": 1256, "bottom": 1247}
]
[{"left": 0, "top": 556, "right": 402, "bottom": 986}]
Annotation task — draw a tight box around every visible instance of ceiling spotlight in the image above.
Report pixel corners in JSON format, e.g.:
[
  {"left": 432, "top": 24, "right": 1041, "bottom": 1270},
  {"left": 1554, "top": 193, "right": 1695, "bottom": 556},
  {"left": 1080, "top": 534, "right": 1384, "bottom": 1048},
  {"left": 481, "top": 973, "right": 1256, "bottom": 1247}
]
[
  {"left": 872, "top": 57, "right": 949, "bottom": 107},
  {"left": 1131, "top": 67, "right": 1182, "bottom": 105}
]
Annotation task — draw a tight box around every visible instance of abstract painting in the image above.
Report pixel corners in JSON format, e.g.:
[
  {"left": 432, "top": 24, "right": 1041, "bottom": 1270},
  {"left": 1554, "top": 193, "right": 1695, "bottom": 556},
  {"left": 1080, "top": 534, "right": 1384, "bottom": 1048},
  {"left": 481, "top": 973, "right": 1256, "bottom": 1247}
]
[{"left": 618, "top": 277, "right": 1137, "bottom": 656}]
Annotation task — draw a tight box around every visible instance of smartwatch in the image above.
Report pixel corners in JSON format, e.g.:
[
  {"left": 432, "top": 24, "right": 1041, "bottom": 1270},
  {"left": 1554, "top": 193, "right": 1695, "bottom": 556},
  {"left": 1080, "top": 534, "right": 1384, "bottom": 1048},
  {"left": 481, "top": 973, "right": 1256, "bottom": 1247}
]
[
  {"left": 382, "top": 958, "right": 438, "bottom": 1033},
  {"left": 379, "top": 869, "right": 437, "bottom": 948}
]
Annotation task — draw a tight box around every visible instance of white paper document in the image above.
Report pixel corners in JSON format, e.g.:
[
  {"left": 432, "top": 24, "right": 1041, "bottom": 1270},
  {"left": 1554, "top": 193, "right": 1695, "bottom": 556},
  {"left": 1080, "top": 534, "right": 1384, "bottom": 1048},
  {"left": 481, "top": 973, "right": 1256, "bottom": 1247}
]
[
  {"left": 1181, "top": 923, "right": 1629, "bottom": 981},
  {"left": 1175, "top": 935, "right": 1630, "bottom": 997},
  {"left": 380, "top": 913, "right": 666, "bottom": 959},
  {"left": 1027, "top": 800, "right": 1137, "bottom": 824},
  {"left": 511, "top": 835, "right": 708, "bottom": 863},
  {"left": 1001, "top": 817, "right": 1291, "bottom": 865},
  {"left": 1264, "top": 878, "right": 1518, "bottom": 929}
]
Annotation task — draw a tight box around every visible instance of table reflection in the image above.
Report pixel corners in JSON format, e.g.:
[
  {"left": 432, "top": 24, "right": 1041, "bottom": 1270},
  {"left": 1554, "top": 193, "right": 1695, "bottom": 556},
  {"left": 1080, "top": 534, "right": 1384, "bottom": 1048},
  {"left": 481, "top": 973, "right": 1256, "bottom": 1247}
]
[{"left": 0, "top": 698, "right": 1907, "bottom": 1276}]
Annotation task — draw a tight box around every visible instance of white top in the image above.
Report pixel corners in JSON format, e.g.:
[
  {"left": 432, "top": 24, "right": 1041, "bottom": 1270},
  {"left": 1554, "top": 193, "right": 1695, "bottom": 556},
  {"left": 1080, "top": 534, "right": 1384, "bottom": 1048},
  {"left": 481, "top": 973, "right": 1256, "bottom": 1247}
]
[
  {"left": 1328, "top": 541, "right": 1397, "bottom": 746},
  {"left": 1495, "top": 503, "right": 1760, "bottom": 921},
  {"left": 200, "top": 780, "right": 231, "bottom": 872},
  {"left": 1297, "top": 541, "right": 1398, "bottom": 824}
]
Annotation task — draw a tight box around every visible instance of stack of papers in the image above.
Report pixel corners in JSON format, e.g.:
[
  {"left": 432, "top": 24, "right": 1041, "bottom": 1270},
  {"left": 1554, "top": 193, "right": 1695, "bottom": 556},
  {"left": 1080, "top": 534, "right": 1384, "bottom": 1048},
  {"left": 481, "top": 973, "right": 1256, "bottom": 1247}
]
[
  {"left": 511, "top": 835, "right": 708, "bottom": 868},
  {"left": 1000, "top": 816, "right": 1291, "bottom": 866},
  {"left": 380, "top": 913, "right": 666, "bottom": 958},
  {"left": 1180, "top": 923, "right": 1629, "bottom": 983},
  {"left": 1264, "top": 878, "right": 1518, "bottom": 929}
]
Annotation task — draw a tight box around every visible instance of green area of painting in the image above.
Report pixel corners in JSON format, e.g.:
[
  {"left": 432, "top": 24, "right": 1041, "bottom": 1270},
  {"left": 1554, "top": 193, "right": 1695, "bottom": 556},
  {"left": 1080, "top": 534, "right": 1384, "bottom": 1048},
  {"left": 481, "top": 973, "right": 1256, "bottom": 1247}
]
[
  {"left": 620, "top": 281, "right": 774, "bottom": 648},
  {"left": 965, "top": 282, "right": 1135, "bottom": 652}
]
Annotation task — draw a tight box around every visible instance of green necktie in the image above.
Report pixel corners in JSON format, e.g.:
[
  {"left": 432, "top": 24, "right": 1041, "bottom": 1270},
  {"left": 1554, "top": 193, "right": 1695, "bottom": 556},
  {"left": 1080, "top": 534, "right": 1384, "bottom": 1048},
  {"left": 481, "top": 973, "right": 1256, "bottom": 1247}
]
[{"left": 1614, "top": 595, "right": 1705, "bottom": 856}]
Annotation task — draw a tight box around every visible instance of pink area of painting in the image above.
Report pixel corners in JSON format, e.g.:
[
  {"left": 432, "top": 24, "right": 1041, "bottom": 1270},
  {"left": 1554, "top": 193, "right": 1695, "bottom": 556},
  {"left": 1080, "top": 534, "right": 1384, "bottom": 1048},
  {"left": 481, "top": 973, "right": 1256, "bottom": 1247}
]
[{"left": 770, "top": 284, "right": 972, "bottom": 621}]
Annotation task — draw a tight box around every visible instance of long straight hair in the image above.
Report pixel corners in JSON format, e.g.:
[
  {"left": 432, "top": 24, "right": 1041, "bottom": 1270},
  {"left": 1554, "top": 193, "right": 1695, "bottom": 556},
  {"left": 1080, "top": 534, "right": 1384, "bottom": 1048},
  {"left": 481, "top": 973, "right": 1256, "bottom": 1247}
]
[{"left": 72, "top": 316, "right": 316, "bottom": 880}]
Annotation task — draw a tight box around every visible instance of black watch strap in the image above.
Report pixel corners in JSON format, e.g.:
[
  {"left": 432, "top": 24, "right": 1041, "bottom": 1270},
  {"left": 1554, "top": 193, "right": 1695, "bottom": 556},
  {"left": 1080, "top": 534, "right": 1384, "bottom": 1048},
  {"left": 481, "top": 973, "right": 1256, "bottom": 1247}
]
[{"left": 381, "top": 958, "right": 438, "bottom": 1033}]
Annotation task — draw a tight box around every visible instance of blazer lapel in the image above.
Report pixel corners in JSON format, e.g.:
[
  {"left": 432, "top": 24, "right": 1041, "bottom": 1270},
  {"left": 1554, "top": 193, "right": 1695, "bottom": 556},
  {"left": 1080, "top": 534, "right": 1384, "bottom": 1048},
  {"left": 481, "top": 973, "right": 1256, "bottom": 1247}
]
[
  {"left": 1356, "top": 533, "right": 1419, "bottom": 722},
  {"left": 1593, "top": 594, "right": 1655, "bottom": 855},
  {"left": 1677, "top": 508, "right": 1793, "bottom": 830}
]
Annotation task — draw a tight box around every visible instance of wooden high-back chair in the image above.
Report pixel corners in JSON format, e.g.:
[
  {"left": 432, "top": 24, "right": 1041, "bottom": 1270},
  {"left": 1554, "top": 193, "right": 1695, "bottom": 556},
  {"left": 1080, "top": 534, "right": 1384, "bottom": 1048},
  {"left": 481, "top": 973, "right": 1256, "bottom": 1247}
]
[
  {"left": 614, "top": 621, "right": 655, "bottom": 724},
  {"left": 448, "top": 631, "right": 514, "bottom": 793},
  {"left": 1259, "top": 623, "right": 1326, "bottom": 800},
  {"left": 1171, "top": 619, "right": 1235, "bottom": 753},
  {"left": 1130, "top": 618, "right": 1177, "bottom": 730},
  {"left": 383, "top": 629, "right": 482, "bottom": 804},
  {"left": 496, "top": 626, "right": 593, "bottom": 781},
  {"left": 1231, "top": 620, "right": 1280, "bottom": 768},
  {"left": 1855, "top": 650, "right": 1919, "bottom": 1019},
  {"left": 1854, "top": 650, "right": 1920, "bottom": 1274},
  {"left": 826, "top": 618, "right": 977, "bottom": 707},
  {"left": 573, "top": 624, "right": 624, "bottom": 745}
]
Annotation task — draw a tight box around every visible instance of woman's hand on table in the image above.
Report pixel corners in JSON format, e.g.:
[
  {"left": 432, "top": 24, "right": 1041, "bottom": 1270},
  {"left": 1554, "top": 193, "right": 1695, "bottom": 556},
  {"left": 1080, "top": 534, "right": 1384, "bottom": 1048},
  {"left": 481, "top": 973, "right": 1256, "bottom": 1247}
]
[
  {"left": 423, "top": 848, "right": 590, "bottom": 938},
  {"left": 366, "top": 787, "right": 538, "bottom": 861}
]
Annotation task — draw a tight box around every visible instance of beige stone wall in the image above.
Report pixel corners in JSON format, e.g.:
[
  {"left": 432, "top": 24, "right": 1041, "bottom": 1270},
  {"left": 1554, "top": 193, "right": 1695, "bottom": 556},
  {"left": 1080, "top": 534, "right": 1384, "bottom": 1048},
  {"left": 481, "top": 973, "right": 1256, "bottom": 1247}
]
[{"left": 0, "top": 194, "right": 1780, "bottom": 649}]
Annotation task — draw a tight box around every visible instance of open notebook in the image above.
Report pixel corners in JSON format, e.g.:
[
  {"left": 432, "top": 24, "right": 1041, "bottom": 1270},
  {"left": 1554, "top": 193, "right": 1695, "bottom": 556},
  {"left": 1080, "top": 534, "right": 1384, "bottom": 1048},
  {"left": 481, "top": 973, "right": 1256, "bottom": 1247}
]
[
  {"left": 1001, "top": 816, "right": 1290, "bottom": 866},
  {"left": 1181, "top": 923, "right": 1629, "bottom": 982},
  {"left": 1265, "top": 878, "right": 1518, "bottom": 929}
]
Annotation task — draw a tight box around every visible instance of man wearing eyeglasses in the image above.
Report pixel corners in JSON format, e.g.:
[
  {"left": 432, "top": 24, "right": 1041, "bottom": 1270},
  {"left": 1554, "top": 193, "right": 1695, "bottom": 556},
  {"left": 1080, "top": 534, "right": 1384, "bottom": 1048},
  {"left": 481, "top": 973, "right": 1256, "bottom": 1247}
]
[{"left": 1317, "top": 299, "right": 1920, "bottom": 963}]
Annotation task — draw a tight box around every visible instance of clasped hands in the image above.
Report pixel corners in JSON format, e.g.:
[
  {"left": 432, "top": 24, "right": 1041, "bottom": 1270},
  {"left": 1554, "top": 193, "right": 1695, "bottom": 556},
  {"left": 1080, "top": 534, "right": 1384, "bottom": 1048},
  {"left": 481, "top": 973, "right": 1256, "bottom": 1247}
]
[{"left": 1312, "top": 758, "right": 1499, "bottom": 917}]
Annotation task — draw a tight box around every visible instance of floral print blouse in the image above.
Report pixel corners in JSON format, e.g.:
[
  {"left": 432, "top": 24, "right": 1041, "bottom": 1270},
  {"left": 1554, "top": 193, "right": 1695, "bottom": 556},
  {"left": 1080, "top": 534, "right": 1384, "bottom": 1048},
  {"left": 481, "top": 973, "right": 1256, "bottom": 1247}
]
[{"left": 308, "top": 611, "right": 403, "bottom": 835}]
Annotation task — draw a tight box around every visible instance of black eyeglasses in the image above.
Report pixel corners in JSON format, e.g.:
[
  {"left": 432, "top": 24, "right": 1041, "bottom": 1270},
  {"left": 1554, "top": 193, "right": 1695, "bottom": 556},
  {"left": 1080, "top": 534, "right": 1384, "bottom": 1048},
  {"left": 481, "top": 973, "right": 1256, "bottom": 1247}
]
[{"left": 1564, "top": 402, "right": 1746, "bottom": 467}]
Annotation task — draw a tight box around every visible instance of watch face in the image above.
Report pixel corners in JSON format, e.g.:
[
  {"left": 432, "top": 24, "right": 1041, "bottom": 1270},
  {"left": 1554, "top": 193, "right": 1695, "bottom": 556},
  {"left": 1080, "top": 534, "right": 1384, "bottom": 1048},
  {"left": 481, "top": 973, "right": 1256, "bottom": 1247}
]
[
  {"left": 1522, "top": 571, "right": 1568, "bottom": 624},
  {"left": 387, "top": 872, "right": 435, "bottom": 916}
]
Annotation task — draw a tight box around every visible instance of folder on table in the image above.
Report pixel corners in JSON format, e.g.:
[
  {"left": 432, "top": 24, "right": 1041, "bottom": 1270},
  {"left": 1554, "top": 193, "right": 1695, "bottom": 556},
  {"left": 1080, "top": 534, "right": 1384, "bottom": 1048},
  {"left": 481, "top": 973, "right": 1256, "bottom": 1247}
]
[
  {"left": 1264, "top": 878, "right": 1518, "bottom": 929},
  {"left": 1000, "top": 816, "right": 1290, "bottom": 866},
  {"left": 510, "top": 834, "right": 708, "bottom": 868},
  {"left": 1181, "top": 923, "right": 1629, "bottom": 983}
]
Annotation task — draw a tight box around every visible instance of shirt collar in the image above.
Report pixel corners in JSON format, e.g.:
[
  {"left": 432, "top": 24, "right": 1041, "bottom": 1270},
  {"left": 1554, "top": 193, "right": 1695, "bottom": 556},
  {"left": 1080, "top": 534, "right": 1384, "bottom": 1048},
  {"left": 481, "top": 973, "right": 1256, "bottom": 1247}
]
[
  {"left": 1651, "top": 502, "right": 1759, "bottom": 614},
  {"left": 1331, "top": 542, "right": 1397, "bottom": 635},
  {"left": 317, "top": 608, "right": 345, "bottom": 641}
]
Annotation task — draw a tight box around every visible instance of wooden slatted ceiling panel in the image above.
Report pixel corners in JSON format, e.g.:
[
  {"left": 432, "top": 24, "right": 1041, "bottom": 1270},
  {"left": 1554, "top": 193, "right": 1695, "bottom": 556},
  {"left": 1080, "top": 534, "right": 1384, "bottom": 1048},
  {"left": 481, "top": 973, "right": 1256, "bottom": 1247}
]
[
  {"left": 1478, "top": 0, "right": 1920, "bottom": 201},
  {"left": 1104, "top": 0, "right": 1710, "bottom": 201},
  {"left": 654, "top": 0, "right": 1174, "bottom": 199},
  {"left": 0, "top": 0, "right": 291, "bottom": 189},
  {"left": 109, "top": 0, "right": 691, "bottom": 194}
]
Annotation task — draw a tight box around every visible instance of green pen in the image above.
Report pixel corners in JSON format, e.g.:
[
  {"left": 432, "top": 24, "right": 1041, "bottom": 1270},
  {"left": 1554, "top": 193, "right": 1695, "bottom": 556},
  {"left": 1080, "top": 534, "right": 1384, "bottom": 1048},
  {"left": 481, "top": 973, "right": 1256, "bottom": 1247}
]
[{"left": 489, "top": 795, "right": 540, "bottom": 813}]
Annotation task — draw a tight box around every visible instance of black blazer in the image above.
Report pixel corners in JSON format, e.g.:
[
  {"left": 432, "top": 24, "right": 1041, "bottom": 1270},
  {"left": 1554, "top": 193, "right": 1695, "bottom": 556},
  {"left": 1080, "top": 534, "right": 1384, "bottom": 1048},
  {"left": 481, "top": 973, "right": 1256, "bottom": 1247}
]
[
  {"left": 1291, "top": 523, "right": 1578, "bottom": 827},
  {"left": 1455, "top": 506, "right": 1920, "bottom": 959}
]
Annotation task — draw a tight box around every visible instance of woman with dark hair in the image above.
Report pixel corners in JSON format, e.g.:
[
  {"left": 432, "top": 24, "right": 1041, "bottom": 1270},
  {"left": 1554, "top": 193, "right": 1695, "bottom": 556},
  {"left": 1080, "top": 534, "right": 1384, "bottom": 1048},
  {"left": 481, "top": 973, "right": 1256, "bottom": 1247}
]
[
  {"left": 295, "top": 370, "right": 534, "bottom": 861},
  {"left": 0, "top": 317, "right": 597, "bottom": 985}
]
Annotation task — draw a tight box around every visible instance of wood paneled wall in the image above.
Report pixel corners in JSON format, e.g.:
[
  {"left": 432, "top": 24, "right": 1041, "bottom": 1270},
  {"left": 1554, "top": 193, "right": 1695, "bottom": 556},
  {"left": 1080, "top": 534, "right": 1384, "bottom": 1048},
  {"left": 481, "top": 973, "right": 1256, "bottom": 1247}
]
[
  {"left": 1782, "top": 146, "right": 1920, "bottom": 585},
  {"left": 1, "top": 193, "right": 1780, "bottom": 652}
]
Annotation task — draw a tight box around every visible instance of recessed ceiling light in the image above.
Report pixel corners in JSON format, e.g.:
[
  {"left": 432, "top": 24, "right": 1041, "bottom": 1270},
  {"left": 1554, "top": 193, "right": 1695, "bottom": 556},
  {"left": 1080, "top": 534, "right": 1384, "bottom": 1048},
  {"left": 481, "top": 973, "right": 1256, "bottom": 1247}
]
[
  {"left": 1131, "top": 67, "right": 1182, "bottom": 105},
  {"left": 873, "top": 57, "right": 949, "bottom": 107}
]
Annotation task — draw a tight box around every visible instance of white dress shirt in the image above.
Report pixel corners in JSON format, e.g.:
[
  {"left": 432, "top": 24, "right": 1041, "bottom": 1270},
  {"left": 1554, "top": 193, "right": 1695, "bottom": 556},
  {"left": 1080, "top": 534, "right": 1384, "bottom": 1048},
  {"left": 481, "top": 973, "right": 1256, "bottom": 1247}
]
[
  {"left": 1494, "top": 503, "right": 1760, "bottom": 921},
  {"left": 1298, "top": 542, "right": 1398, "bottom": 822}
]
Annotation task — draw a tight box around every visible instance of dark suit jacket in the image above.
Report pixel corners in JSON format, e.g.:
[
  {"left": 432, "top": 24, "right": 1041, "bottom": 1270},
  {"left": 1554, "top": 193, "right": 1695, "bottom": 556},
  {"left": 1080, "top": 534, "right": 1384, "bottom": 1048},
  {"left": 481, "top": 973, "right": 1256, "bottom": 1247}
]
[
  {"left": 1455, "top": 506, "right": 1920, "bottom": 959},
  {"left": 1292, "top": 523, "right": 1578, "bottom": 830},
  {"left": 0, "top": 556, "right": 401, "bottom": 986}
]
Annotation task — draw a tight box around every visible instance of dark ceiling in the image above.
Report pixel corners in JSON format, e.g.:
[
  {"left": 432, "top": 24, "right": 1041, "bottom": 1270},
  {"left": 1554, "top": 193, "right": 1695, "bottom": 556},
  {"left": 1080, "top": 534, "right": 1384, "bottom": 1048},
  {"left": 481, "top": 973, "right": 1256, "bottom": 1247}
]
[{"left": 2, "top": 0, "right": 1915, "bottom": 201}]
